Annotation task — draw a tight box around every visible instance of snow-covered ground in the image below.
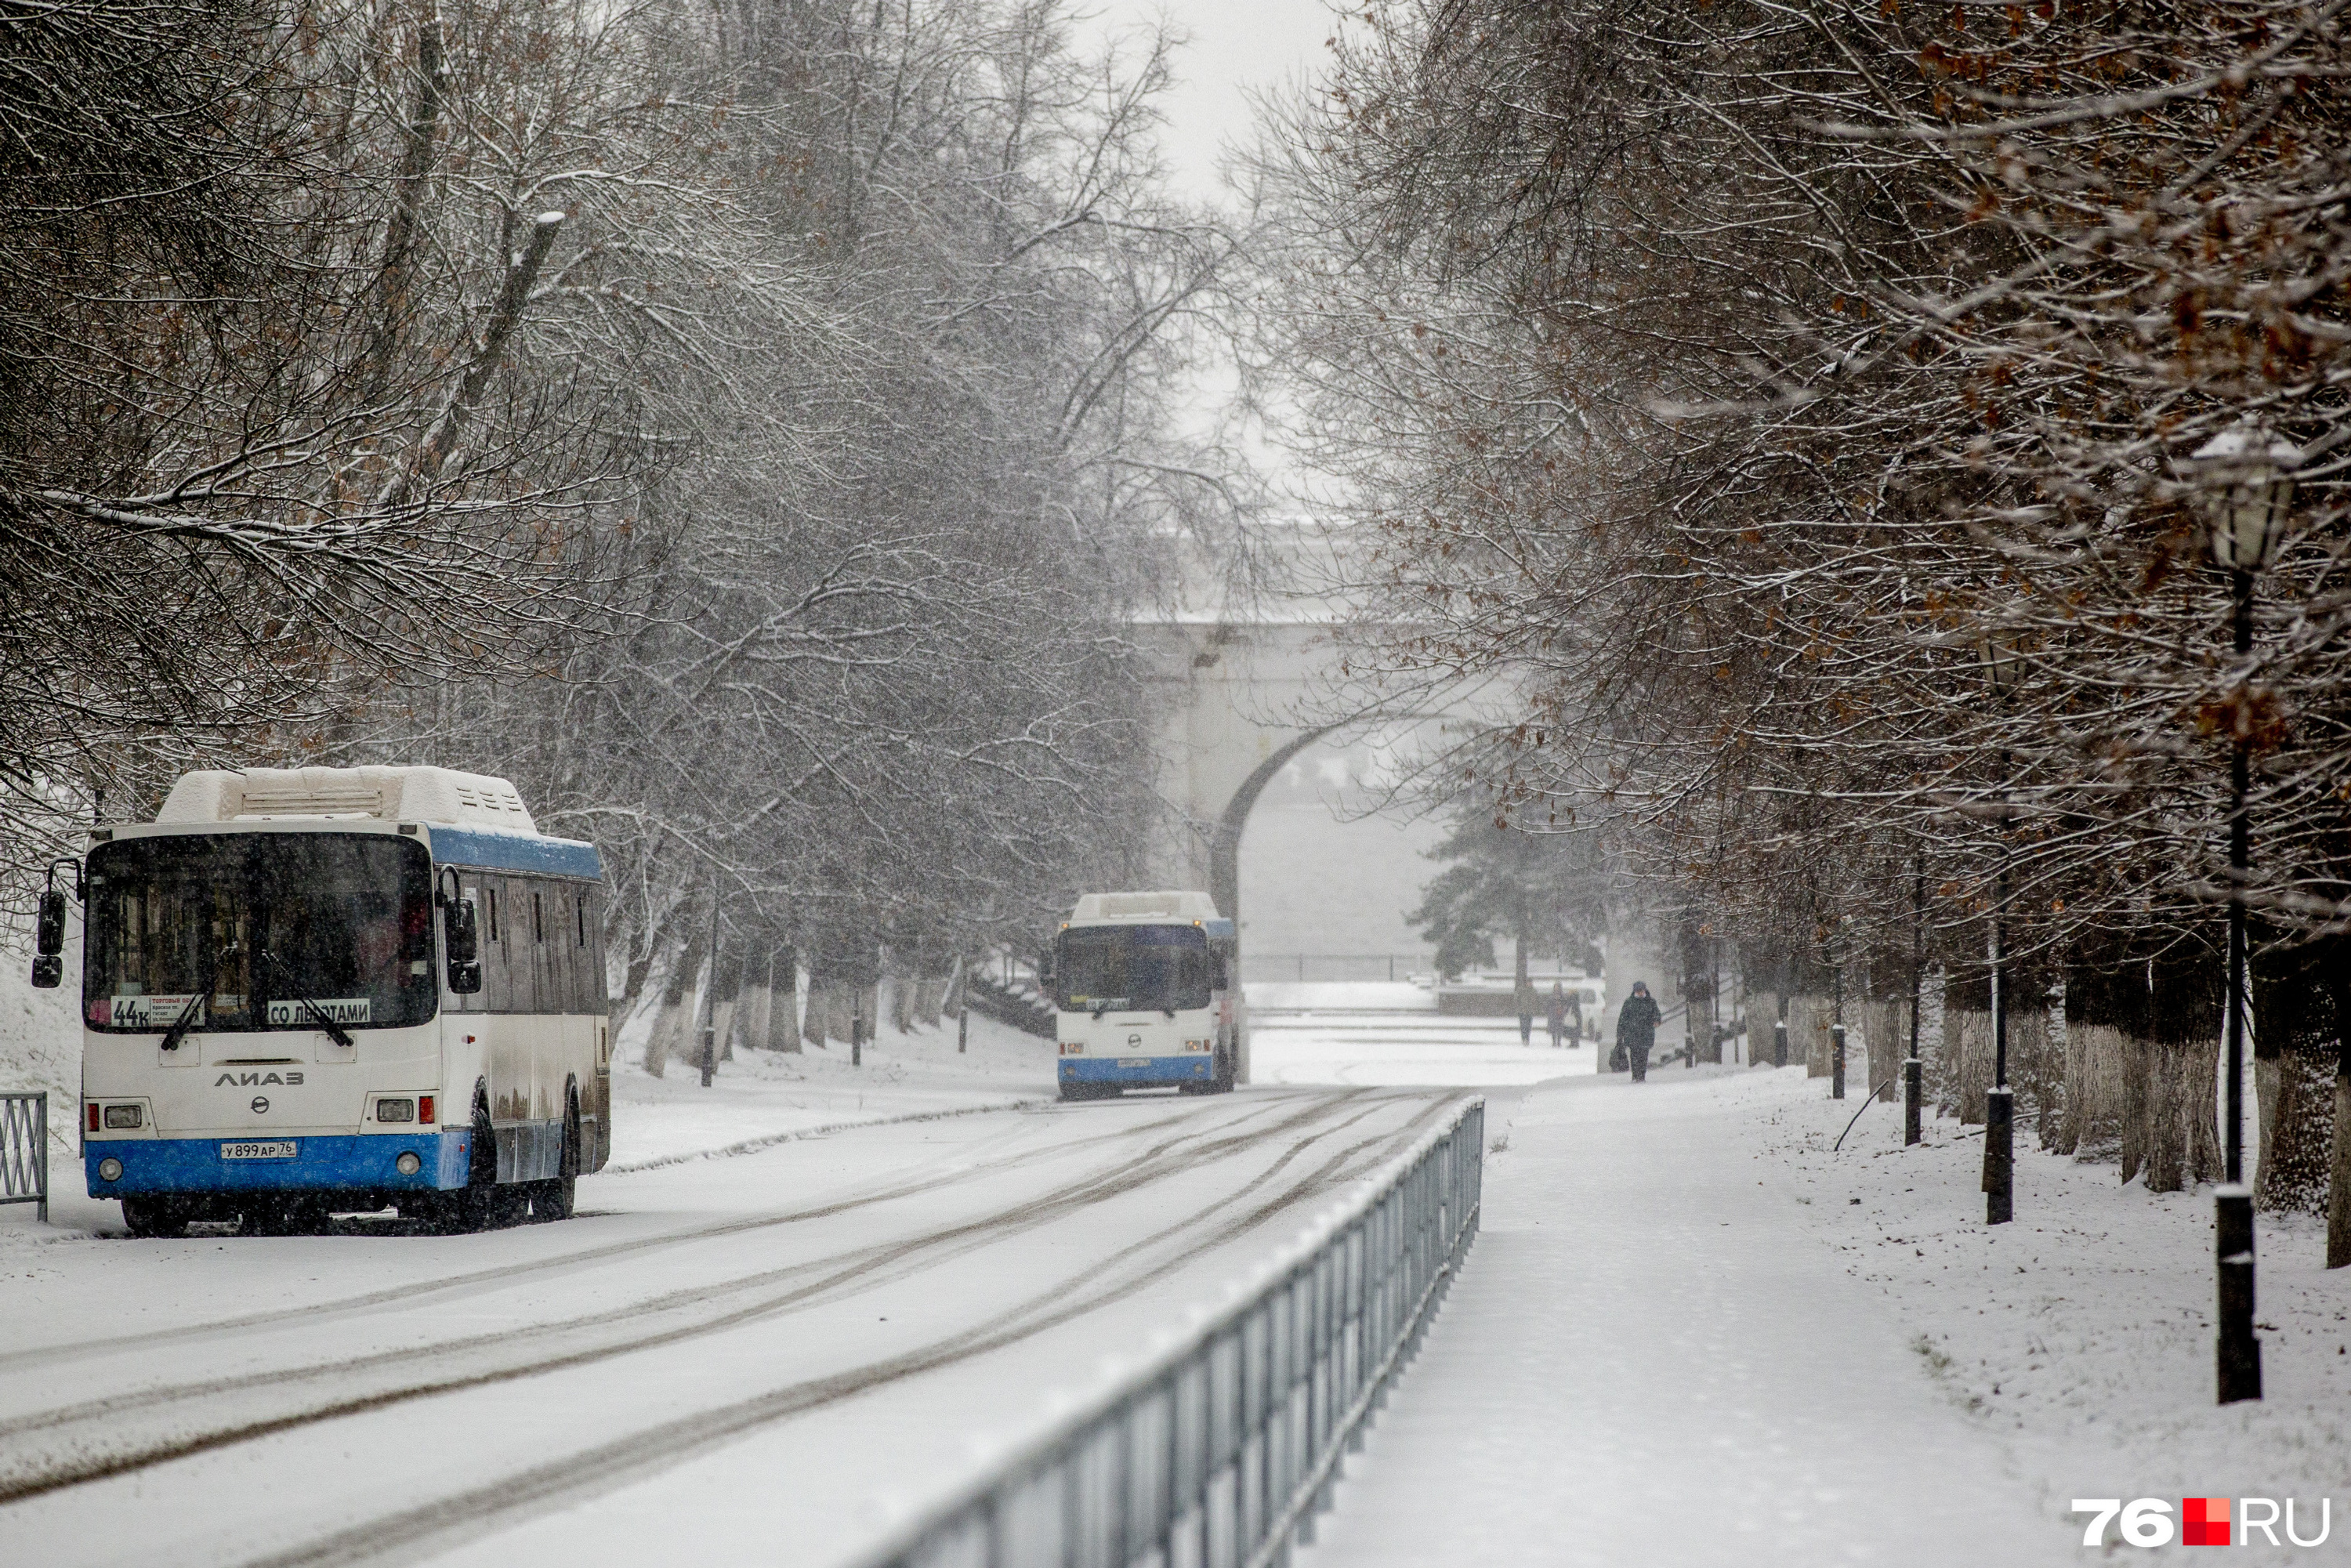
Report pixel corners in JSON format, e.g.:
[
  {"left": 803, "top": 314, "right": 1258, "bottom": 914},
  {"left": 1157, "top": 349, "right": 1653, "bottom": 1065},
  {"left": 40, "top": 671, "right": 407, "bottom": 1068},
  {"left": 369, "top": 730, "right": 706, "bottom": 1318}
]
[
  {"left": 0, "top": 1083, "right": 1464, "bottom": 1566},
  {"left": 1299, "top": 1064, "right": 2350, "bottom": 1566}
]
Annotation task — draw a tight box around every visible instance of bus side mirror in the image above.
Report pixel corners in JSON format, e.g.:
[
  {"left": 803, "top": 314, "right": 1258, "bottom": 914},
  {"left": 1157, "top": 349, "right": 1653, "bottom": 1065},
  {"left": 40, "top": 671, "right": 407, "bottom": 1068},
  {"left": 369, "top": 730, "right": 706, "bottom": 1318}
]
[
  {"left": 1036, "top": 952, "right": 1056, "bottom": 987},
  {"left": 30, "top": 889, "right": 65, "bottom": 988},
  {"left": 445, "top": 900, "right": 481, "bottom": 994}
]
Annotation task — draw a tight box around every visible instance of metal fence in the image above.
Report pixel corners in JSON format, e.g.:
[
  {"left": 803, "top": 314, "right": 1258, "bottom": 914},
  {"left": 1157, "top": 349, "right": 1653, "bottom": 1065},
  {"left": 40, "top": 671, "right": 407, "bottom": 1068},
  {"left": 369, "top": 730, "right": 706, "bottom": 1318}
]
[
  {"left": 849, "top": 1097, "right": 1485, "bottom": 1568},
  {"left": 1239, "top": 954, "right": 1432, "bottom": 984},
  {"left": 0, "top": 1092, "right": 48, "bottom": 1224}
]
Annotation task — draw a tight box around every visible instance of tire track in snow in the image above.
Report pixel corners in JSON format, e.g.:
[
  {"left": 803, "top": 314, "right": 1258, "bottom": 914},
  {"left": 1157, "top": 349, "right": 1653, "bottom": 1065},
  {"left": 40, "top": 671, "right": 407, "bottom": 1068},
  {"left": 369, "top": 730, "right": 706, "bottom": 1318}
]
[
  {"left": 230, "top": 1092, "right": 1469, "bottom": 1568},
  {"left": 0, "top": 1090, "right": 1401, "bottom": 1504},
  {"left": 0, "top": 1092, "right": 1295, "bottom": 1374}
]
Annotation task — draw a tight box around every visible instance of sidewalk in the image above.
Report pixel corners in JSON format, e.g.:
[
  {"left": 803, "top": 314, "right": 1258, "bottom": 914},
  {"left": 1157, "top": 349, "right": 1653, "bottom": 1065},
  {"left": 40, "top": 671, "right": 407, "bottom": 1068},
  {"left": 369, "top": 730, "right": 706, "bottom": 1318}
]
[{"left": 1298, "top": 1068, "right": 2069, "bottom": 1566}]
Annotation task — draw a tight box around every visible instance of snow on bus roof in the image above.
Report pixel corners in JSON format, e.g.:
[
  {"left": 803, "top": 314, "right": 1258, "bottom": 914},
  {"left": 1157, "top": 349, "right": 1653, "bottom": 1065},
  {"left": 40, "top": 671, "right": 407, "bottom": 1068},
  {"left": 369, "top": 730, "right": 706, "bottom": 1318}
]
[
  {"left": 157, "top": 766, "right": 537, "bottom": 833},
  {"left": 1066, "top": 890, "right": 1225, "bottom": 926}
]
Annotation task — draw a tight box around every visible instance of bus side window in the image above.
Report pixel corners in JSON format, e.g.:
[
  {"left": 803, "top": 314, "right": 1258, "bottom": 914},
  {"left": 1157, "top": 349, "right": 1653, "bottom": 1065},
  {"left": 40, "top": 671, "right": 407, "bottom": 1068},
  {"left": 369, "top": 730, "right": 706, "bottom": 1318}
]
[
  {"left": 514, "top": 878, "right": 542, "bottom": 1014},
  {"left": 540, "top": 879, "right": 572, "bottom": 1013},
  {"left": 586, "top": 889, "right": 609, "bottom": 1009},
  {"left": 483, "top": 878, "right": 512, "bottom": 1015}
]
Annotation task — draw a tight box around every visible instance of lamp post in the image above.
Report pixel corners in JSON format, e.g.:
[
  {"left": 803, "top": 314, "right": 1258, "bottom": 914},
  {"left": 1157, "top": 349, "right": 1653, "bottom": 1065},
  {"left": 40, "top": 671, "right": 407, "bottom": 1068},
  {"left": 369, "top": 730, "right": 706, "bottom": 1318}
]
[
  {"left": 2186, "top": 423, "right": 2300, "bottom": 1406},
  {"left": 1979, "top": 635, "right": 2025, "bottom": 1226},
  {"left": 1905, "top": 856, "right": 1923, "bottom": 1147}
]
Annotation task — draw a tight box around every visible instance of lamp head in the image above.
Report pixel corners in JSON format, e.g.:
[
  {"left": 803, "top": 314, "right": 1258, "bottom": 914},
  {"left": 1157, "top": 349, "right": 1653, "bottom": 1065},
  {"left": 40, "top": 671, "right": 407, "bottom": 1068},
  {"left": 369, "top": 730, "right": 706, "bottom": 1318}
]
[
  {"left": 1977, "top": 632, "right": 2026, "bottom": 694},
  {"left": 2187, "top": 425, "right": 2302, "bottom": 571}
]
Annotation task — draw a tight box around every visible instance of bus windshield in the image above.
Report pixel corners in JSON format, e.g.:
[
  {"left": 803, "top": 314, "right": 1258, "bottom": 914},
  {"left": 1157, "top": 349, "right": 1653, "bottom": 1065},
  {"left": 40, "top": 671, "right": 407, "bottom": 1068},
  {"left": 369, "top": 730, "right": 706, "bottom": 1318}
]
[
  {"left": 85, "top": 833, "right": 436, "bottom": 1033},
  {"left": 1054, "top": 925, "right": 1212, "bottom": 1014}
]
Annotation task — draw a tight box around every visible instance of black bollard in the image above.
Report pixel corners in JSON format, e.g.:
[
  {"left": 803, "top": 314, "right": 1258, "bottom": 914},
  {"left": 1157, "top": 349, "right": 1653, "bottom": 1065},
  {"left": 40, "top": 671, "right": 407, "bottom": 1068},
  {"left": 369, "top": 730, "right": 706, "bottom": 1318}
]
[
  {"left": 852, "top": 990, "right": 864, "bottom": 1068},
  {"left": 1831, "top": 1026, "right": 1846, "bottom": 1099},
  {"left": 1773, "top": 1020, "right": 1788, "bottom": 1069},
  {"left": 1983, "top": 1087, "right": 2013, "bottom": 1224},
  {"left": 958, "top": 1005, "right": 969, "bottom": 1054},
  {"left": 1903, "top": 1057, "right": 1922, "bottom": 1146},
  {"left": 2217, "top": 1186, "right": 2263, "bottom": 1403}
]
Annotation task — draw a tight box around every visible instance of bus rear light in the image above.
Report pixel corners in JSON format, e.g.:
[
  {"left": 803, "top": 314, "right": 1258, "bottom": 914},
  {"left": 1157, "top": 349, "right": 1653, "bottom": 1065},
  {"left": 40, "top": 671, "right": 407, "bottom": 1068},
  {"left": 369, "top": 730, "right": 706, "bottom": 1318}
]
[
  {"left": 103, "top": 1104, "right": 143, "bottom": 1129},
  {"left": 1059, "top": 1042, "right": 1083, "bottom": 1056},
  {"left": 87, "top": 1103, "right": 100, "bottom": 1132},
  {"left": 418, "top": 1095, "right": 435, "bottom": 1124},
  {"left": 375, "top": 1098, "right": 415, "bottom": 1124}
]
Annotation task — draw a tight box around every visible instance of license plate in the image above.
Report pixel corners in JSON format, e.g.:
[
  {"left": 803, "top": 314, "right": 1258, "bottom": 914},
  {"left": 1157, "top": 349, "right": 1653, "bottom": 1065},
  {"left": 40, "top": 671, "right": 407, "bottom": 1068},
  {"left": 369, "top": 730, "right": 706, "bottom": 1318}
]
[{"left": 219, "top": 1141, "right": 298, "bottom": 1161}]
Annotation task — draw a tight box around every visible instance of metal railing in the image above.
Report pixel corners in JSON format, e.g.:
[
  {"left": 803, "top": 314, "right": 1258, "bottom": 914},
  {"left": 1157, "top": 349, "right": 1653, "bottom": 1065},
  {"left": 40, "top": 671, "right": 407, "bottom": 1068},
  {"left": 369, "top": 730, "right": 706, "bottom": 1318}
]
[
  {"left": 1240, "top": 954, "right": 1433, "bottom": 984},
  {"left": 849, "top": 1098, "right": 1486, "bottom": 1568},
  {"left": 1, "top": 1092, "right": 48, "bottom": 1224}
]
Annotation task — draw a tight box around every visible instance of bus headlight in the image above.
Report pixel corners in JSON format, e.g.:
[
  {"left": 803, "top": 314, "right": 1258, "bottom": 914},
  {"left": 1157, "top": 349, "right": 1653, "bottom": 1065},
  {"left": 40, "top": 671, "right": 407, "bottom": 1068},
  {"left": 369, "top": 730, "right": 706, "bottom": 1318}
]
[
  {"left": 374, "top": 1098, "right": 415, "bottom": 1123},
  {"left": 103, "top": 1104, "right": 143, "bottom": 1129},
  {"left": 96, "top": 1158, "right": 123, "bottom": 1182},
  {"left": 394, "top": 1152, "right": 422, "bottom": 1176},
  {"left": 1059, "top": 1042, "right": 1084, "bottom": 1056}
]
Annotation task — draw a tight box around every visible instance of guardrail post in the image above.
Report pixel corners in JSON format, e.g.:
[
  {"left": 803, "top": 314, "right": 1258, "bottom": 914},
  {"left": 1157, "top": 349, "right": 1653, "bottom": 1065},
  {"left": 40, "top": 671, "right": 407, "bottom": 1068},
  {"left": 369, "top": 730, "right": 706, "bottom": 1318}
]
[
  {"left": 1831, "top": 1026, "right": 1846, "bottom": 1099},
  {"left": 1904, "top": 1056, "right": 1922, "bottom": 1146},
  {"left": 1773, "top": 1019, "right": 1788, "bottom": 1068}
]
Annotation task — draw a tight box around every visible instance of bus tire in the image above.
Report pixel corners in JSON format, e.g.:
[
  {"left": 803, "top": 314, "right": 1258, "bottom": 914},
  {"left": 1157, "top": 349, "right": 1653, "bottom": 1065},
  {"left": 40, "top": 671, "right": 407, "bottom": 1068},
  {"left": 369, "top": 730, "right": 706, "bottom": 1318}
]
[
  {"left": 531, "top": 1085, "right": 581, "bottom": 1222},
  {"left": 447, "top": 1080, "right": 521, "bottom": 1230},
  {"left": 121, "top": 1196, "right": 181, "bottom": 1238}
]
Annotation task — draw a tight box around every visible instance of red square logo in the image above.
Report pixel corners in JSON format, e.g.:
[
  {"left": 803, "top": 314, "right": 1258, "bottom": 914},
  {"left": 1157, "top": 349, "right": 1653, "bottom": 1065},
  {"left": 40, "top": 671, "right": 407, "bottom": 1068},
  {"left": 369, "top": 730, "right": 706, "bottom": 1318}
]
[{"left": 2183, "top": 1497, "right": 2231, "bottom": 1546}]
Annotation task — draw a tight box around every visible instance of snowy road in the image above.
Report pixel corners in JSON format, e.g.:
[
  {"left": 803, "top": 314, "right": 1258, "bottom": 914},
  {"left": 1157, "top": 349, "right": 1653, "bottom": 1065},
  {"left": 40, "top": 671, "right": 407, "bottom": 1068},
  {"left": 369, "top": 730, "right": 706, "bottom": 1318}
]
[
  {"left": 1248, "top": 983, "right": 1601, "bottom": 1087},
  {"left": 0, "top": 1086, "right": 1464, "bottom": 1568}
]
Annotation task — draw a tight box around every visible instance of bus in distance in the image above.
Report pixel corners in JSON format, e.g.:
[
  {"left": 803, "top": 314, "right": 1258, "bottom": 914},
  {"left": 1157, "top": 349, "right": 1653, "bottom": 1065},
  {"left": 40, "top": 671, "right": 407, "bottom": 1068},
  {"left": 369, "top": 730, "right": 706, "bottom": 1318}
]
[
  {"left": 34, "top": 766, "right": 611, "bottom": 1236},
  {"left": 1049, "top": 890, "right": 1246, "bottom": 1099}
]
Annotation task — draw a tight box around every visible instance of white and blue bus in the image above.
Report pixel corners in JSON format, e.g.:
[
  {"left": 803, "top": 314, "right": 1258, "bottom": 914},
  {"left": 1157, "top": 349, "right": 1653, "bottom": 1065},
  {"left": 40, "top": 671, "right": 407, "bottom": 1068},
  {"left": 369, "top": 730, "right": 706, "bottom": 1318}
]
[
  {"left": 1049, "top": 891, "right": 1247, "bottom": 1099},
  {"left": 34, "top": 766, "right": 611, "bottom": 1236}
]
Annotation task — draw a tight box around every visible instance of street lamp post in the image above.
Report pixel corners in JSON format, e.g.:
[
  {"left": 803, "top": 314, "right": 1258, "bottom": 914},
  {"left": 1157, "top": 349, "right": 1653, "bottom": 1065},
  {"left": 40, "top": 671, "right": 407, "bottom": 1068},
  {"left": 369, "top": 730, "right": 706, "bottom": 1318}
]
[
  {"left": 1979, "top": 636, "right": 2025, "bottom": 1226},
  {"left": 2186, "top": 422, "right": 2300, "bottom": 1407},
  {"left": 1905, "top": 856, "right": 1923, "bottom": 1147}
]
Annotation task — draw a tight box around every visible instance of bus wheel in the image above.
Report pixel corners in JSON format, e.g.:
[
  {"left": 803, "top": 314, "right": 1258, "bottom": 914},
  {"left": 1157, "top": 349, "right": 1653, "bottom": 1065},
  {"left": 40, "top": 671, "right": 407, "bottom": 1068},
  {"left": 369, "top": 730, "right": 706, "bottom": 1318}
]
[
  {"left": 448, "top": 1081, "right": 522, "bottom": 1230},
  {"left": 532, "top": 1088, "right": 581, "bottom": 1222},
  {"left": 121, "top": 1196, "right": 182, "bottom": 1238}
]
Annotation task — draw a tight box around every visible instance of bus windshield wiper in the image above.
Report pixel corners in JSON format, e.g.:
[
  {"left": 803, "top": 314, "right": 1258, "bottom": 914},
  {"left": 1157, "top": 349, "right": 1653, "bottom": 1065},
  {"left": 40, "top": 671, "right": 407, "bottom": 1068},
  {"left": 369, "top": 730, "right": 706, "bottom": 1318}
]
[
  {"left": 257, "top": 948, "right": 356, "bottom": 1048},
  {"left": 160, "top": 945, "right": 234, "bottom": 1052},
  {"left": 159, "top": 987, "right": 208, "bottom": 1053}
]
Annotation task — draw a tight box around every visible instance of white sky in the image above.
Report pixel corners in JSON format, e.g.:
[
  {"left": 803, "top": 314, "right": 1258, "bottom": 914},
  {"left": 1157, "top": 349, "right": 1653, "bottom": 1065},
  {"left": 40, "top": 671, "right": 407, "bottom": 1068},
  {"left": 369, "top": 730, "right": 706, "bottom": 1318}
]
[{"left": 1084, "top": 0, "right": 1335, "bottom": 204}]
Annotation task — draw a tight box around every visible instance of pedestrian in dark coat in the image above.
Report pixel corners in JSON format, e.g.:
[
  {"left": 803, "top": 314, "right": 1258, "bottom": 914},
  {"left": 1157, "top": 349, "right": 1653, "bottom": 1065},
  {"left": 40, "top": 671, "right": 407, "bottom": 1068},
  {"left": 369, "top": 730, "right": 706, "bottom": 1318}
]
[
  {"left": 1545, "top": 983, "right": 1570, "bottom": 1048},
  {"left": 1617, "top": 981, "right": 1661, "bottom": 1081}
]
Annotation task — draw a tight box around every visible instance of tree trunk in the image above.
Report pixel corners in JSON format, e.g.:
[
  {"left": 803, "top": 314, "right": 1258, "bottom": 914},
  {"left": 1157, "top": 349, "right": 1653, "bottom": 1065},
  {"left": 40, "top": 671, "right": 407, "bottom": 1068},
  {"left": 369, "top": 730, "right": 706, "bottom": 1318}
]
[
  {"left": 1942, "top": 965, "right": 1991, "bottom": 1122},
  {"left": 2255, "top": 936, "right": 2345, "bottom": 1217},
  {"left": 1860, "top": 998, "right": 1904, "bottom": 1103},
  {"left": 780, "top": 956, "right": 803, "bottom": 1052},
  {"left": 1747, "top": 989, "right": 1780, "bottom": 1068},
  {"left": 643, "top": 944, "right": 698, "bottom": 1080},
  {"left": 2330, "top": 1070, "right": 2351, "bottom": 1268},
  {"left": 2144, "top": 945, "right": 2221, "bottom": 1193},
  {"left": 825, "top": 980, "right": 854, "bottom": 1048},
  {"left": 1788, "top": 994, "right": 1831, "bottom": 1077},
  {"left": 2007, "top": 1001, "right": 2061, "bottom": 1150}
]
